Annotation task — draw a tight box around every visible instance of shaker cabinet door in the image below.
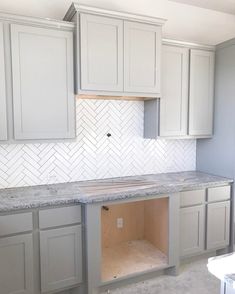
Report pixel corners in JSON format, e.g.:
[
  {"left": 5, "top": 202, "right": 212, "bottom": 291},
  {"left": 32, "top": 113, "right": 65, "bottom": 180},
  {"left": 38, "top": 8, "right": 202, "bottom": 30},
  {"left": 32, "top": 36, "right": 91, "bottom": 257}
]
[
  {"left": 180, "top": 205, "right": 205, "bottom": 257},
  {"left": 207, "top": 201, "right": 230, "bottom": 250},
  {"left": 160, "top": 45, "right": 189, "bottom": 137},
  {"left": 40, "top": 225, "right": 83, "bottom": 293},
  {"left": 124, "top": 21, "right": 161, "bottom": 94},
  {"left": 11, "top": 24, "right": 75, "bottom": 140},
  {"left": 189, "top": 49, "right": 215, "bottom": 136},
  {"left": 80, "top": 14, "right": 123, "bottom": 92},
  {"left": 0, "top": 234, "right": 34, "bottom": 294},
  {"left": 0, "top": 22, "right": 8, "bottom": 141}
]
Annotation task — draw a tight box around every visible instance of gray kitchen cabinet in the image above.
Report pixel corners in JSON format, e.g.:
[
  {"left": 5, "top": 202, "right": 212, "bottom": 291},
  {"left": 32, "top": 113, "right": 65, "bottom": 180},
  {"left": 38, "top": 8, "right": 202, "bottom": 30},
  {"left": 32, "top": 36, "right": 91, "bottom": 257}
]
[
  {"left": 0, "top": 234, "right": 34, "bottom": 294},
  {"left": 145, "top": 41, "right": 215, "bottom": 139},
  {"left": 160, "top": 45, "right": 189, "bottom": 137},
  {"left": 65, "top": 4, "right": 165, "bottom": 97},
  {"left": 189, "top": 49, "right": 215, "bottom": 136},
  {"left": 180, "top": 205, "right": 205, "bottom": 257},
  {"left": 0, "top": 22, "right": 8, "bottom": 141},
  {"left": 40, "top": 225, "right": 83, "bottom": 293},
  {"left": 80, "top": 13, "right": 123, "bottom": 92},
  {"left": 124, "top": 21, "right": 161, "bottom": 94},
  {"left": 207, "top": 201, "right": 230, "bottom": 250},
  {"left": 10, "top": 24, "right": 75, "bottom": 140}
]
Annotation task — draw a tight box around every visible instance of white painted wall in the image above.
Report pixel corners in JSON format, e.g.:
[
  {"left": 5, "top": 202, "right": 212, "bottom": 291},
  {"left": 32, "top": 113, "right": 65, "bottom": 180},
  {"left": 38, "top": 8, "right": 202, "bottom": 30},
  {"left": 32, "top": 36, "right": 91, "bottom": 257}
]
[{"left": 0, "top": 0, "right": 235, "bottom": 44}]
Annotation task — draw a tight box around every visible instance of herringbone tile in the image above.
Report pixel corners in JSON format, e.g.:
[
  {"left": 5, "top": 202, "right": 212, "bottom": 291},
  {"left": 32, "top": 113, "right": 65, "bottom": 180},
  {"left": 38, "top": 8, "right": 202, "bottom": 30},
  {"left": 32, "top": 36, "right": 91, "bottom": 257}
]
[{"left": 0, "top": 99, "right": 196, "bottom": 188}]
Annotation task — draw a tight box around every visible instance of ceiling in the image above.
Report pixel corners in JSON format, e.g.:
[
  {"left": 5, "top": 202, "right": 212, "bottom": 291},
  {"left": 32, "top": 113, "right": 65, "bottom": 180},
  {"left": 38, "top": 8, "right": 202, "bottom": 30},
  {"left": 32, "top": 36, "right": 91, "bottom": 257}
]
[
  {"left": 0, "top": 0, "right": 235, "bottom": 45},
  {"left": 169, "top": 0, "right": 235, "bottom": 15}
]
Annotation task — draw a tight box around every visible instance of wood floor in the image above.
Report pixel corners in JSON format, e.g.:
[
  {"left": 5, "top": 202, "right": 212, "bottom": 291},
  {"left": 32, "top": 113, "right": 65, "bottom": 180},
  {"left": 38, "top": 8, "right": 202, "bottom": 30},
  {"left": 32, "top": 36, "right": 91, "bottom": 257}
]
[{"left": 102, "top": 239, "right": 168, "bottom": 282}]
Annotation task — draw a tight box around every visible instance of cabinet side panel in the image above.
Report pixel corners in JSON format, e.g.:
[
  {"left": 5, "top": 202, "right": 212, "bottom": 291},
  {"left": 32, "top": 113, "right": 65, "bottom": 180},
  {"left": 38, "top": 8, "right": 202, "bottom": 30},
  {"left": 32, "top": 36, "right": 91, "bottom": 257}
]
[{"left": 144, "top": 99, "right": 159, "bottom": 139}]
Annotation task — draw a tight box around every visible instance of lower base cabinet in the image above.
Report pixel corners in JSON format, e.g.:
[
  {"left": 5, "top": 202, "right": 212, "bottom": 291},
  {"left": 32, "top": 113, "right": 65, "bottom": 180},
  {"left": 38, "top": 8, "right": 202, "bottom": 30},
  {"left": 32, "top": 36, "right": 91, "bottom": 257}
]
[
  {"left": 207, "top": 201, "right": 230, "bottom": 250},
  {"left": 0, "top": 234, "right": 34, "bottom": 294},
  {"left": 40, "top": 225, "right": 83, "bottom": 293},
  {"left": 180, "top": 186, "right": 231, "bottom": 258},
  {"left": 180, "top": 205, "right": 205, "bottom": 257}
]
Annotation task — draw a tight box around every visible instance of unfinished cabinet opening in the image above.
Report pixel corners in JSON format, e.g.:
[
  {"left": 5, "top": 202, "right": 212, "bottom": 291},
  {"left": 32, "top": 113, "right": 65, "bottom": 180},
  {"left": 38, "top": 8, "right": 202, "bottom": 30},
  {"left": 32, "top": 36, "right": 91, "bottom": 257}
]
[{"left": 101, "top": 197, "right": 169, "bottom": 282}]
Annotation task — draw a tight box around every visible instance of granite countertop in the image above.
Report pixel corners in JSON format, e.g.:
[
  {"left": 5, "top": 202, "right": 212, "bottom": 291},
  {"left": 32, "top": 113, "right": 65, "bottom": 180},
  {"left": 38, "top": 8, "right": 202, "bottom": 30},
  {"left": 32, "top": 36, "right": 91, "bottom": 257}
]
[
  {"left": 208, "top": 253, "right": 235, "bottom": 288},
  {"left": 0, "top": 171, "right": 233, "bottom": 212}
]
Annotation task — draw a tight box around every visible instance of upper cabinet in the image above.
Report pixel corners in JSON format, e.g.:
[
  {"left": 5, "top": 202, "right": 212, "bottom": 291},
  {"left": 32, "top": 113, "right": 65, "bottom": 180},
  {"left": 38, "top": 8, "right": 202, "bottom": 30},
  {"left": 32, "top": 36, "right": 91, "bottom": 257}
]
[
  {"left": 0, "top": 22, "right": 8, "bottom": 141},
  {"left": 11, "top": 24, "right": 75, "bottom": 140},
  {"left": 189, "top": 49, "right": 215, "bottom": 136},
  {"left": 65, "top": 3, "right": 165, "bottom": 98},
  {"left": 146, "top": 41, "right": 215, "bottom": 139},
  {"left": 124, "top": 21, "right": 161, "bottom": 94}
]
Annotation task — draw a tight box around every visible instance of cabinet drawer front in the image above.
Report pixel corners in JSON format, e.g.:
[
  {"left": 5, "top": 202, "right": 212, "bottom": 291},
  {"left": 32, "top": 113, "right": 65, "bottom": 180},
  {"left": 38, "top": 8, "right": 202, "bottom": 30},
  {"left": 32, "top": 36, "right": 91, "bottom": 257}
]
[
  {"left": 0, "top": 212, "right": 33, "bottom": 237},
  {"left": 180, "top": 189, "right": 205, "bottom": 207},
  {"left": 207, "top": 186, "right": 231, "bottom": 202},
  {"left": 39, "top": 206, "right": 81, "bottom": 229}
]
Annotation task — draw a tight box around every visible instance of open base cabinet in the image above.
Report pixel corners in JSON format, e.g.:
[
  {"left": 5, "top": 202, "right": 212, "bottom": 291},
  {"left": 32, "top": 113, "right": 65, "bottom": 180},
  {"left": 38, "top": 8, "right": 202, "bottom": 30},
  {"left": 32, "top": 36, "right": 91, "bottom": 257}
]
[{"left": 101, "top": 198, "right": 169, "bottom": 282}]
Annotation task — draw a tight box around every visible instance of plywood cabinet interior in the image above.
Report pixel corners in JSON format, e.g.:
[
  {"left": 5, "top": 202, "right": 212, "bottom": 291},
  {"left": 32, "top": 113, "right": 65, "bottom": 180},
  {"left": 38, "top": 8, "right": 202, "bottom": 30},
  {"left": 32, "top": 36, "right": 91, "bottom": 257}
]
[
  {"left": 101, "top": 198, "right": 169, "bottom": 282},
  {"left": 0, "top": 22, "right": 8, "bottom": 141},
  {"left": 80, "top": 14, "right": 124, "bottom": 92},
  {"left": 124, "top": 21, "right": 161, "bottom": 94},
  {"left": 11, "top": 24, "right": 75, "bottom": 140},
  {"left": 0, "top": 234, "right": 34, "bottom": 294},
  {"left": 189, "top": 49, "right": 215, "bottom": 136},
  {"left": 160, "top": 45, "right": 189, "bottom": 137}
]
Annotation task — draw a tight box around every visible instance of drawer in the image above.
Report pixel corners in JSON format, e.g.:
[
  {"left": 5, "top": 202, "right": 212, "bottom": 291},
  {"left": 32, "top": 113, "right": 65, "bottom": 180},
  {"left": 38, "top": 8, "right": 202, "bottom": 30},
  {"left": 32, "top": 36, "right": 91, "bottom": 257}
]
[
  {"left": 0, "top": 212, "right": 33, "bottom": 237},
  {"left": 39, "top": 206, "right": 81, "bottom": 229},
  {"left": 207, "top": 186, "right": 231, "bottom": 202},
  {"left": 180, "top": 189, "right": 206, "bottom": 207}
]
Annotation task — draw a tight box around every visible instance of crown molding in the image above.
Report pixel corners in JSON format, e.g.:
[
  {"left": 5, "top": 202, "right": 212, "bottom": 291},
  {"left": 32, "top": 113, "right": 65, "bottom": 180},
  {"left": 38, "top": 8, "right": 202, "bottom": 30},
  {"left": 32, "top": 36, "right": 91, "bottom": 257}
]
[
  {"left": 64, "top": 2, "right": 167, "bottom": 26},
  {"left": 162, "top": 38, "right": 215, "bottom": 51},
  {"left": 0, "top": 11, "right": 74, "bottom": 30}
]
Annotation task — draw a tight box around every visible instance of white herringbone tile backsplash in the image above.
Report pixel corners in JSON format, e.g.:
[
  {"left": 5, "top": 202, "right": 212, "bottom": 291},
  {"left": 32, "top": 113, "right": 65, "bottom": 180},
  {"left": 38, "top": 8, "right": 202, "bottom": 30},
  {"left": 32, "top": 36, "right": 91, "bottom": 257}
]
[{"left": 0, "top": 99, "right": 196, "bottom": 189}]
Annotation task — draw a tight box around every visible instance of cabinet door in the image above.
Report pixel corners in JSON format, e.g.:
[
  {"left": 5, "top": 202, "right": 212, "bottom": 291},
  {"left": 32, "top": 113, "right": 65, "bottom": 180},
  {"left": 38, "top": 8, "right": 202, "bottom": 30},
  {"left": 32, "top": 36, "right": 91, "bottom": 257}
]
[
  {"left": 0, "top": 234, "right": 33, "bottom": 294},
  {"left": 180, "top": 205, "right": 205, "bottom": 257},
  {"left": 0, "top": 22, "right": 7, "bottom": 141},
  {"left": 124, "top": 21, "right": 161, "bottom": 94},
  {"left": 207, "top": 201, "right": 230, "bottom": 250},
  {"left": 11, "top": 24, "right": 75, "bottom": 140},
  {"left": 40, "top": 225, "right": 83, "bottom": 293},
  {"left": 189, "top": 49, "right": 215, "bottom": 136},
  {"left": 80, "top": 14, "right": 123, "bottom": 92},
  {"left": 160, "top": 45, "right": 189, "bottom": 137}
]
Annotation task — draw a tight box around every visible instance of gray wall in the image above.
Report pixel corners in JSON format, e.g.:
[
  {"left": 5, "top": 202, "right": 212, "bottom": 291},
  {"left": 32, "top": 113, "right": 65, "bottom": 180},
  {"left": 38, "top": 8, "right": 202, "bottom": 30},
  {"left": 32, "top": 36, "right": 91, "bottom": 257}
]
[{"left": 197, "top": 39, "right": 235, "bottom": 179}]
